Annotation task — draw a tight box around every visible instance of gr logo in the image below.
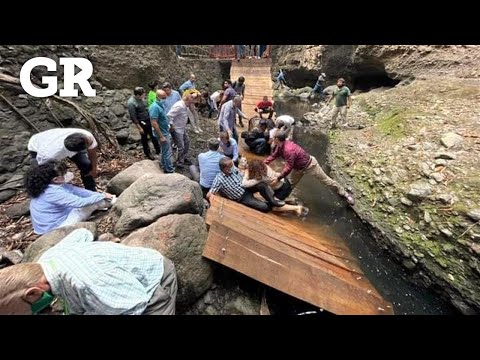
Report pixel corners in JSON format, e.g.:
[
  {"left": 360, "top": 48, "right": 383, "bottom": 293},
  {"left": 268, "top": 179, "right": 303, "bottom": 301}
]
[{"left": 20, "top": 57, "right": 96, "bottom": 97}]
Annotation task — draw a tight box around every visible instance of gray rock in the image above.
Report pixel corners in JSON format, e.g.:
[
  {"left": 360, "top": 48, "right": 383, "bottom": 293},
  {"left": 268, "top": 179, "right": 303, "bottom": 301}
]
[
  {"left": 85, "top": 96, "right": 104, "bottom": 106},
  {"left": 373, "top": 168, "right": 381, "bottom": 176},
  {"left": 440, "top": 228, "right": 453, "bottom": 238},
  {"left": 400, "top": 197, "right": 413, "bottom": 206},
  {"left": 402, "top": 259, "right": 416, "bottom": 270},
  {"left": 128, "top": 123, "right": 142, "bottom": 143},
  {"left": 406, "top": 181, "right": 432, "bottom": 202},
  {"left": 23, "top": 222, "right": 97, "bottom": 263},
  {"left": 424, "top": 211, "right": 432, "bottom": 224},
  {"left": 470, "top": 243, "right": 480, "bottom": 255},
  {"left": 113, "top": 173, "right": 204, "bottom": 236},
  {"left": 428, "top": 179, "right": 438, "bottom": 185},
  {"left": 435, "top": 152, "right": 456, "bottom": 160},
  {"left": 430, "top": 172, "right": 445, "bottom": 183},
  {"left": 434, "top": 159, "right": 447, "bottom": 166},
  {"left": 435, "top": 193, "right": 456, "bottom": 205},
  {"left": 5, "top": 200, "right": 30, "bottom": 219},
  {"left": 14, "top": 99, "right": 29, "bottom": 108},
  {"left": 122, "top": 214, "right": 213, "bottom": 310},
  {"left": 386, "top": 206, "right": 395, "bottom": 213},
  {"left": 106, "top": 160, "right": 163, "bottom": 195},
  {"left": 2, "top": 250, "right": 23, "bottom": 264},
  {"left": 224, "top": 296, "right": 260, "bottom": 315},
  {"left": 420, "top": 162, "right": 432, "bottom": 177},
  {"left": 441, "top": 132, "right": 464, "bottom": 148},
  {"left": 403, "top": 225, "right": 411, "bottom": 231},
  {"left": 0, "top": 189, "right": 16, "bottom": 203},
  {"left": 450, "top": 299, "right": 478, "bottom": 315},
  {"left": 110, "top": 104, "right": 126, "bottom": 116},
  {"left": 115, "top": 129, "right": 129, "bottom": 144},
  {"left": 467, "top": 209, "right": 480, "bottom": 222},
  {"left": 407, "top": 144, "right": 421, "bottom": 151}
]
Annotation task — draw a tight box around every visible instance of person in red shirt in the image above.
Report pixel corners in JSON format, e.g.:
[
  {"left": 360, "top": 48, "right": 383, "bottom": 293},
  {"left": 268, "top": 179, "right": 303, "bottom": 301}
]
[
  {"left": 264, "top": 132, "right": 355, "bottom": 205},
  {"left": 255, "top": 96, "right": 274, "bottom": 119}
]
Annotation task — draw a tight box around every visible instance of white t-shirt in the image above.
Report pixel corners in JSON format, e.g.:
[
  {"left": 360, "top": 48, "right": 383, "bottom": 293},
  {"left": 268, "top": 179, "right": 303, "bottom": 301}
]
[
  {"left": 276, "top": 115, "right": 295, "bottom": 128},
  {"left": 211, "top": 91, "right": 222, "bottom": 103},
  {"left": 28, "top": 128, "right": 97, "bottom": 165}
]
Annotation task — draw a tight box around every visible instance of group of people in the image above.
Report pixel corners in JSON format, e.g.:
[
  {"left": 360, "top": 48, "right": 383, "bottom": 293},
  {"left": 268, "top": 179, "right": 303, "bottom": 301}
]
[
  {"left": 0, "top": 65, "right": 357, "bottom": 315},
  {"left": 235, "top": 45, "right": 270, "bottom": 60}
]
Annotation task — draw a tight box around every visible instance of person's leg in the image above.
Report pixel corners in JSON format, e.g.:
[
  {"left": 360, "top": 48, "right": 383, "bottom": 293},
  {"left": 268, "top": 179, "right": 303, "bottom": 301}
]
[
  {"left": 288, "top": 168, "right": 305, "bottom": 189},
  {"left": 339, "top": 105, "right": 348, "bottom": 126},
  {"left": 70, "top": 151, "right": 96, "bottom": 191},
  {"left": 330, "top": 106, "right": 340, "bottom": 129},
  {"left": 231, "top": 126, "right": 239, "bottom": 144},
  {"left": 143, "top": 257, "right": 178, "bottom": 315},
  {"left": 250, "top": 138, "right": 267, "bottom": 155},
  {"left": 172, "top": 131, "right": 185, "bottom": 165},
  {"left": 272, "top": 203, "right": 306, "bottom": 216},
  {"left": 238, "top": 103, "right": 244, "bottom": 127},
  {"left": 160, "top": 135, "right": 174, "bottom": 172},
  {"left": 183, "top": 132, "right": 191, "bottom": 164},
  {"left": 268, "top": 108, "right": 274, "bottom": 119},
  {"left": 250, "top": 182, "right": 284, "bottom": 207},
  {"left": 200, "top": 185, "right": 210, "bottom": 198},
  {"left": 60, "top": 199, "right": 111, "bottom": 227},
  {"left": 239, "top": 191, "right": 270, "bottom": 213},
  {"left": 305, "top": 156, "right": 346, "bottom": 196},
  {"left": 138, "top": 121, "right": 153, "bottom": 157}
]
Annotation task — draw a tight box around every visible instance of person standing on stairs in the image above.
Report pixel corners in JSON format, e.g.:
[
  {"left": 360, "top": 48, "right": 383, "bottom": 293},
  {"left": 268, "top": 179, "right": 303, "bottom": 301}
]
[{"left": 232, "top": 76, "right": 246, "bottom": 128}]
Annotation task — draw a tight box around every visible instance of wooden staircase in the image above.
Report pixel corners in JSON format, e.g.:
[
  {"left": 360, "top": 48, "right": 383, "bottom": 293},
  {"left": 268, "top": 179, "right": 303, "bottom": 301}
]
[{"left": 230, "top": 58, "right": 274, "bottom": 119}]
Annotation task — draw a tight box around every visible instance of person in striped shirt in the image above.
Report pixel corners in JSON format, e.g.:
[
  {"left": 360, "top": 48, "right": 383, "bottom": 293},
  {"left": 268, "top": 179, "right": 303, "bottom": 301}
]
[{"left": 0, "top": 228, "right": 177, "bottom": 315}]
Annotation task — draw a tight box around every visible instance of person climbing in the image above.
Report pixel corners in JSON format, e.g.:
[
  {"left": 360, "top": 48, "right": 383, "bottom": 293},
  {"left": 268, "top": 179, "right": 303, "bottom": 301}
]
[{"left": 310, "top": 73, "right": 326, "bottom": 100}]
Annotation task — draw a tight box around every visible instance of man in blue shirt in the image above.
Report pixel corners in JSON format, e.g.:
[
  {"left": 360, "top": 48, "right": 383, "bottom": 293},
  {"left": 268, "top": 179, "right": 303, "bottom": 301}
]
[
  {"left": 149, "top": 90, "right": 174, "bottom": 173},
  {"left": 179, "top": 74, "right": 196, "bottom": 95},
  {"left": 161, "top": 82, "right": 182, "bottom": 115},
  {"left": 198, "top": 138, "right": 224, "bottom": 197}
]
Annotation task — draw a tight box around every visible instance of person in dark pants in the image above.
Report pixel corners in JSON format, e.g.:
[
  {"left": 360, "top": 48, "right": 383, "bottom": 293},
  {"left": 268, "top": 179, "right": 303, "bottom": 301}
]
[
  {"left": 207, "top": 158, "right": 307, "bottom": 216},
  {"left": 27, "top": 128, "right": 99, "bottom": 191},
  {"left": 241, "top": 119, "right": 270, "bottom": 155},
  {"left": 127, "top": 87, "right": 161, "bottom": 160}
]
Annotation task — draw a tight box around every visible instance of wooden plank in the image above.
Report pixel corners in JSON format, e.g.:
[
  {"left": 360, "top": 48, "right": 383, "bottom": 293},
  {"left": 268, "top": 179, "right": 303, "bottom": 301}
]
[
  {"left": 207, "top": 197, "right": 351, "bottom": 254},
  {"left": 203, "top": 222, "right": 394, "bottom": 315},
  {"left": 206, "top": 202, "right": 352, "bottom": 260},
  {"left": 209, "top": 211, "right": 361, "bottom": 274}
]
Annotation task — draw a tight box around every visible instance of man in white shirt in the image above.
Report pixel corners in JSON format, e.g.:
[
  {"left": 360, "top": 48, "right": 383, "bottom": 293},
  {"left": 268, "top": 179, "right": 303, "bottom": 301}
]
[{"left": 28, "top": 128, "right": 98, "bottom": 191}]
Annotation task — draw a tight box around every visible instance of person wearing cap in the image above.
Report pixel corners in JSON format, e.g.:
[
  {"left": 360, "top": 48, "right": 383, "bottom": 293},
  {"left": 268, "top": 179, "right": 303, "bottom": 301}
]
[
  {"left": 326, "top": 78, "right": 352, "bottom": 129},
  {"left": 310, "top": 73, "right": 326, "bottom": 100}
]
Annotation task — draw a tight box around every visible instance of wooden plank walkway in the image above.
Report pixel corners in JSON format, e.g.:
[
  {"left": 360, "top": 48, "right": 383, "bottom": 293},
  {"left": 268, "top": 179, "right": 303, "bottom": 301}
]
[
  {"left": 230, "top": 58, "right": 273, "bottom": 119},
  {"left": 204, "top": 196, "right": 394, "bottom": 315}
]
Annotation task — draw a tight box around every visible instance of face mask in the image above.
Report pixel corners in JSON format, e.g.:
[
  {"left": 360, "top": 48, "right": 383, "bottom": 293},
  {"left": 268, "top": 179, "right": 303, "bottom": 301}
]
[
  {"left": 63, "top": 172, "right": 74, "bottom": 183},
  {"left": 31, "top": 291, "right": 55, "bottom": 315}
]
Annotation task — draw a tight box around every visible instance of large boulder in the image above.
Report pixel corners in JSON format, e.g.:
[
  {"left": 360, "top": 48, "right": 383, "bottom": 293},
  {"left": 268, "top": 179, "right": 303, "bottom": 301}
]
[
  {"left": 122, "top": 214, "right": 213, "bottom": 310},
  {"left": 23, "top": 222, "right": 97, "bottom": 263},
  {"left": 106, "top": 160, "right": 163, "bottom": 195},
  {"left": 113, "top": 173, "right": 203, "bottom": 236}
]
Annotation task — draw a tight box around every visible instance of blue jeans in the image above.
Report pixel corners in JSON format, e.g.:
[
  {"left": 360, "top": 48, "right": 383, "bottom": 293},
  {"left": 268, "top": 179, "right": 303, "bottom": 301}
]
[
  {"left": 159, "top": 133, "right": 174, "bottom": 172},
  {"left": 235, "top": 45, "right": 245, "bottom": 59},
  {"left": 176, "top": 45, "right": 182, "bottom": 57}
]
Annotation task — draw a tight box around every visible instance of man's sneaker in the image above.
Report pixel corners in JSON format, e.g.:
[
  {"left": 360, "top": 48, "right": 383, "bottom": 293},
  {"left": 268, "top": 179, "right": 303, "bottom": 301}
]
[{"left": 344, "top": 192, "right": 355, "bottom": 206}]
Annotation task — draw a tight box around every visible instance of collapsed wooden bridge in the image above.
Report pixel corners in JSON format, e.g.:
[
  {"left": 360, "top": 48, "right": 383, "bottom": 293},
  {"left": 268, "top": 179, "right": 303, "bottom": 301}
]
[{"left": 202, "top": 57, "right": 393, "bottom": 315}]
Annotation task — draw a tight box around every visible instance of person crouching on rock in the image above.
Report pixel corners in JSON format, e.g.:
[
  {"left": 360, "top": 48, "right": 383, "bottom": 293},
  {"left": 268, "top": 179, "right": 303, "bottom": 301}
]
[
  {"left": 0, "top": 228, "right": 177, "bottom": 315},
  {"left": 25, "top": 161, "right": 116, "bottom": 235},
  {"left": 219, "top": 131, "right": 239, "bottom": 166}
]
